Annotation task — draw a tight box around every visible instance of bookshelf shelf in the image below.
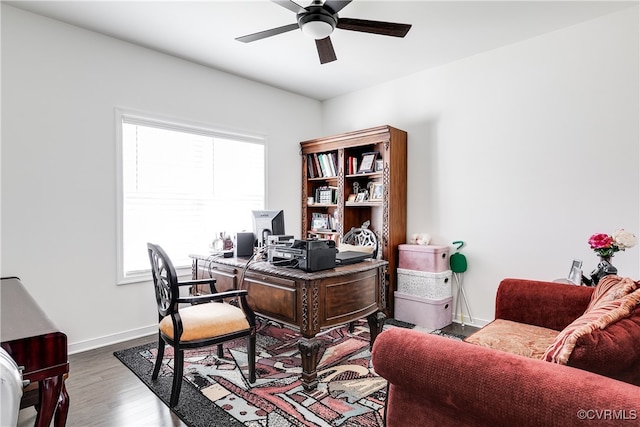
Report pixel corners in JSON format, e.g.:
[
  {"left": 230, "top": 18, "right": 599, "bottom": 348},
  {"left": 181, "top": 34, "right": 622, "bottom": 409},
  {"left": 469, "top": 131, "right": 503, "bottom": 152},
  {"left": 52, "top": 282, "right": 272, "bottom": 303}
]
[
  {"left": 345, "top": 172, "right": 382, "bottom": 179},
  {"left": 308, "top": 176, "right": 338, "bottom": 182},
  {"left": 308, "top": 230, "right": 339, "bottom": 236},
  {"left": 345, "top": 201, "right": 382, "bottom": 208},
  {"left": 300, "top": 125, "right": 407, "bottom": 316}
]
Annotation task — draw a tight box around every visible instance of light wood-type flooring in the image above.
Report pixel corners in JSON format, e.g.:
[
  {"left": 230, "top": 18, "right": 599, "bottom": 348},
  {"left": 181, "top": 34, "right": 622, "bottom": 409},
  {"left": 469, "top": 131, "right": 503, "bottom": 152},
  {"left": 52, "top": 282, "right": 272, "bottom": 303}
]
[{"left": 17, "top": 335, "right": 187, "bottom": 427}]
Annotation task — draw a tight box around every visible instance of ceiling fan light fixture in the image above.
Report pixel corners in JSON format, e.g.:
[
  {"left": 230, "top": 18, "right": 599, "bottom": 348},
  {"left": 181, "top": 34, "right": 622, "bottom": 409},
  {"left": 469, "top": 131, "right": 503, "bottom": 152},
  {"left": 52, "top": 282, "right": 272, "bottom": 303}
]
[
  {"left": 298, "top": 12, "right": 337, "bottom": 40},
  {"left": 301, "top": 20, "right": 333, "bottom": 39},
  {"left": 236, "top": 0, "right": 412, "bottom": 64}
]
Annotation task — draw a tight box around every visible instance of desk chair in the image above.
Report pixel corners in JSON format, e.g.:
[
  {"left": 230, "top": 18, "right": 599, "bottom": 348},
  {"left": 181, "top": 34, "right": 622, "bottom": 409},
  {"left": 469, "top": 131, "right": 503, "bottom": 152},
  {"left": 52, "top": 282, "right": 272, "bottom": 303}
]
[
  {"left": 341, "top": 226, "right": 378, "bottom": 333},
  {"left": 147, "top": 243, "right": 256, "bottom": 407},
  {"left": 341, "top": 226, "right": 378, "bottom": 258}
]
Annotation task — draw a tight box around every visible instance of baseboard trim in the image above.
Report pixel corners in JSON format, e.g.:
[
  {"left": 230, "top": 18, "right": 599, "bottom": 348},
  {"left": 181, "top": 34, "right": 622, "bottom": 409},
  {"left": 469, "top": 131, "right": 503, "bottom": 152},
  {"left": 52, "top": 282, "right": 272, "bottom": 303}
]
[
  {"left": 68, "top": 325, "right": 156, "bottom": 355},
  {"left": 451, "top": 315, "right": 489, "bottom": 328}
]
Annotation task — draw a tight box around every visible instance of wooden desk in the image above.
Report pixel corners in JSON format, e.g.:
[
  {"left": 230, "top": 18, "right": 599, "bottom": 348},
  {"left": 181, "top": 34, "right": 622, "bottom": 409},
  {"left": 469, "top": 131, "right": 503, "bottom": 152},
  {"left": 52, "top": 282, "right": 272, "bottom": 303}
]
[
  {"left": 191, "top": 255, "right": 387, "bottom": 390},
  {"left": 1, "top": 277, "right": 69, "bottom": 427}
]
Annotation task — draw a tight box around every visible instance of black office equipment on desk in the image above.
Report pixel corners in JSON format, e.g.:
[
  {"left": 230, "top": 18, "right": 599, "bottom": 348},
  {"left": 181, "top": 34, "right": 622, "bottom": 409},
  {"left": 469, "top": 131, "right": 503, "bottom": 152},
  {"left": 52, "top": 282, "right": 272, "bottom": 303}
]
[
  {"left": 335, "top": 250, "right": 373, "bottom": 265},
  {"left": 269, "top": 239, "right": 336, "bottom": 272}
]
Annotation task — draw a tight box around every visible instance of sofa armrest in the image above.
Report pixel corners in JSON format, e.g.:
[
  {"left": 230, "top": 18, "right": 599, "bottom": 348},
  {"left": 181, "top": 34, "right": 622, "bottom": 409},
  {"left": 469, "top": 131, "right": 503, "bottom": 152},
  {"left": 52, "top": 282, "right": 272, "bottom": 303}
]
[
  {"left": 495, "top": 278, "right": 593, "bottom": 330},
  {"left": 372, "top": 328, "right": 639, "bottom": 427}
]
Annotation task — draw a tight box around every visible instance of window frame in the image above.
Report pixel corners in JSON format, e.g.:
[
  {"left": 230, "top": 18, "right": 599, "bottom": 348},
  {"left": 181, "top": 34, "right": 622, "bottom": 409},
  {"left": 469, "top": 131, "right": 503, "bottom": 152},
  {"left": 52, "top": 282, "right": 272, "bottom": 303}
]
[{"left": 115, "top": 107, "right": 267, "bottom": 285}]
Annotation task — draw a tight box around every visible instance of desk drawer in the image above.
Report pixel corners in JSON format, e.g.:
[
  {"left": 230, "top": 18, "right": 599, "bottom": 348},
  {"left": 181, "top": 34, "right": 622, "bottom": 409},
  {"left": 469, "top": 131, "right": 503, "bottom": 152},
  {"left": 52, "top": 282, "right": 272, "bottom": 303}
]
[
  {"left": 243, "top": 272, "right": 297, "bottom": 324},
  {"left": 193, "top": 260, "right": 237, "bottom": 293}
]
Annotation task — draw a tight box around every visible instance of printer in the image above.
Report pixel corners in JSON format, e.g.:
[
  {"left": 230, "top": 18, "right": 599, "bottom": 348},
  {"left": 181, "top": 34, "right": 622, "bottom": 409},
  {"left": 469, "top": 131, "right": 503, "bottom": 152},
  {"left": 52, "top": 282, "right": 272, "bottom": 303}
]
[{"left": 269, "top": 239, "right": 336, "bottom": 272}]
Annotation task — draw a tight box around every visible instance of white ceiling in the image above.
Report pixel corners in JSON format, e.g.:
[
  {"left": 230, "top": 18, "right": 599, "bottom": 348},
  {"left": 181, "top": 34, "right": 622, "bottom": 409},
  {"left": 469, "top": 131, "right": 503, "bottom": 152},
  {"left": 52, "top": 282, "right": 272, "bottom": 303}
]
[{"left": 6, "top": 0, "right": 638, "bottom": 100}]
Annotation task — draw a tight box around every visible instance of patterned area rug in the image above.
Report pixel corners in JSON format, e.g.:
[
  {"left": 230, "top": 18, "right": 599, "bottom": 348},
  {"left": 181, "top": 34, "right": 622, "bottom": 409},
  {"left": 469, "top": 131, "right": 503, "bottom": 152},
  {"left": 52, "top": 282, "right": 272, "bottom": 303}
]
[{"left": 115, "top": 318, "right": 388, "bottom": 427}]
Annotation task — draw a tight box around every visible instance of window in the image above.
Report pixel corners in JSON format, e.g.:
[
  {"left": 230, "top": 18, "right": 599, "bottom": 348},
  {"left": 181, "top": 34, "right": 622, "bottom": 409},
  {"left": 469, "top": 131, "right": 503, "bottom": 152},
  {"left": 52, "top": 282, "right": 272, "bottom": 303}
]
[{"left": 116, "top": 109, "right": 265, "bottom": 284}]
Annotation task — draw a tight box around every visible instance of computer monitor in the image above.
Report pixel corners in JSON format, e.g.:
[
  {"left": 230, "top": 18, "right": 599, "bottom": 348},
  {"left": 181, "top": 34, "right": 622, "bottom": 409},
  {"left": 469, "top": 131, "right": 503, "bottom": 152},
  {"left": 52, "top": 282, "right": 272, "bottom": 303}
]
[{"left": 252, "top": 210, "right": 285, "bottom": 247}]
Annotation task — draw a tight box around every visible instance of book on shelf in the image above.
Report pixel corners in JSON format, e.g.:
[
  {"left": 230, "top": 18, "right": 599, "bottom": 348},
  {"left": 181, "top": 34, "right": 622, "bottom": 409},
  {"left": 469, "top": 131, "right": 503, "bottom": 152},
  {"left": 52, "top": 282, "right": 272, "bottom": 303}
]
[
  {"left": 329, "top": 152, "right": 337, "bottom": 176},
  {"left": 307, "top": 152, "right": 338, "bottom": 178},
  {"left": 318, "top": 154, "right": 328, "bottom": 177},
  {"left": 307, "top": 155, "right": 316, "bottom": 178},
  {"left": 313, "top": 154, "right": 322, "bottom": 177},
  {"left": 320, "top": 153, "right": 334, "bottom": 177},
  {"left": 347, "top": 156, "right": 359, "bottom": 175}
]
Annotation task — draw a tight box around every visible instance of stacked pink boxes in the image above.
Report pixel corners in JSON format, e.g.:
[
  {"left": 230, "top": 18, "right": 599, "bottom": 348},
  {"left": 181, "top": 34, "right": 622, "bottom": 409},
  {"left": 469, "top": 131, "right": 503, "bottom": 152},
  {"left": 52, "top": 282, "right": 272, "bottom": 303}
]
[{"left": 394, "top": 244, "right": 453, "bottom": 329}]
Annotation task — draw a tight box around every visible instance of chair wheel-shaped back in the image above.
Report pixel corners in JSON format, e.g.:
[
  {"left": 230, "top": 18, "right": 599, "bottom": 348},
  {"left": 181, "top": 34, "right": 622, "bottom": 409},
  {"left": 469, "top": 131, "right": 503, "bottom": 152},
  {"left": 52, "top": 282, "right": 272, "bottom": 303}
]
[
  {"left": 343, "top": 227, "right": 379, "bottom": 258},
  {"left": 147, "top": 243, "right": 257, "bottom": 407}
]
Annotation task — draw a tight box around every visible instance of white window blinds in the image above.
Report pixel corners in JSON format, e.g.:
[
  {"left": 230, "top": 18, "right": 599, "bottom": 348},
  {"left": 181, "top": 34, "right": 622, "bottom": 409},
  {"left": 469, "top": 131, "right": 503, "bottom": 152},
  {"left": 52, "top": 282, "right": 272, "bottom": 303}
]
[{"left": 118, "top": 112, "right": 265, "bottom": 283}]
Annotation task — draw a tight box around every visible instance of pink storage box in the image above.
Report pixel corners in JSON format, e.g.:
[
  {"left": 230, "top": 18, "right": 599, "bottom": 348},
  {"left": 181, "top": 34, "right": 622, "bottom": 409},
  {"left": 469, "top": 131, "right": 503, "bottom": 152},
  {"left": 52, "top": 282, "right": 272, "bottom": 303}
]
[
  {"left": 398, "top": 244, "right": 450, "bottom": 272},
  {"left": 394, "top": 291, "right": 453, "bottom": 330}
]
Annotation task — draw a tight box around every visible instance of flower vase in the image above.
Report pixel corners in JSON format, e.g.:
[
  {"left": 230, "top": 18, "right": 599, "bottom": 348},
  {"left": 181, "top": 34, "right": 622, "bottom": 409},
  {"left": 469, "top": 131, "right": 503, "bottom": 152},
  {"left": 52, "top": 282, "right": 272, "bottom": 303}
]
[{"left": 590, "top": 256, "right": 617, "bottom": 286}]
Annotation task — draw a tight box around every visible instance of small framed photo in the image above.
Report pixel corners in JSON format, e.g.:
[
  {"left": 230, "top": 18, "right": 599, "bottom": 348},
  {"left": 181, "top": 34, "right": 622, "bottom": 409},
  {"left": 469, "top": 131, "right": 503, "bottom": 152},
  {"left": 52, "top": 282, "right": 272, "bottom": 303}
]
[
  {"left": 355, "top": 192, "right": 367, "bottom": 202},
  {"left": 375, "top": 159, "right": 384, "bottom": 171},
  {"left": 568, "top": 259, "right": 583, "bottom": 285},
  {"left": 370, "top": 183, "right": 383, "bottom": 201},
  {"left": 311, "top": 213, "right": 329, "bottom": 230},
  {"left": 358, "top": 152, "right": 378, "bottom": 174}
]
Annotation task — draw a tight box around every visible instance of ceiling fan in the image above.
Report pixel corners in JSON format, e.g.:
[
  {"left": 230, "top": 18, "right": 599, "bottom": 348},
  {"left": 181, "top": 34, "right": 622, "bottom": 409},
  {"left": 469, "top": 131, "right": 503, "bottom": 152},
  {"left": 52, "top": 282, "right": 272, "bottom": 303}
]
[{"left": 236, "top": 0, "right": 412, "bottom": 64}]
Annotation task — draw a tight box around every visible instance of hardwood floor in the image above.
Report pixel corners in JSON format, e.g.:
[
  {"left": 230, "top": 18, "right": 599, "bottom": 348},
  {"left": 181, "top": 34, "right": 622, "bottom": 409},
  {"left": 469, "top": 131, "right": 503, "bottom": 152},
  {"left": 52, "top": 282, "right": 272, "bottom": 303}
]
[{"left": 17, "top": 335, "right": 188, "bottom": 427}]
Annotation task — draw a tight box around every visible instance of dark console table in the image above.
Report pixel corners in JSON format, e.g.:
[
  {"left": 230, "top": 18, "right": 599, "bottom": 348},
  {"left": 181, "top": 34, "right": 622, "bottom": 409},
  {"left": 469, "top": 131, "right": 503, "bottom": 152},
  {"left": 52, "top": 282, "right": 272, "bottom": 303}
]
[
  {"left": 1, "top": 277, "right": 69, "bottom": 427},
  {"left": 190, "top": 255, "right": 387, "bottom": 390}
]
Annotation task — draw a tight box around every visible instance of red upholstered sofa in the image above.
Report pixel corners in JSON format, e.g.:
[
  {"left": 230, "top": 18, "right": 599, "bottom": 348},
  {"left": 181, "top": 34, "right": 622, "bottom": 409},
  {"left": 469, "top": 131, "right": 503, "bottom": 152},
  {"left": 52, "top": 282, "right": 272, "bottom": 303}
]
[{"left": 372, "top": 278, "right": 640, "bottom": 427}]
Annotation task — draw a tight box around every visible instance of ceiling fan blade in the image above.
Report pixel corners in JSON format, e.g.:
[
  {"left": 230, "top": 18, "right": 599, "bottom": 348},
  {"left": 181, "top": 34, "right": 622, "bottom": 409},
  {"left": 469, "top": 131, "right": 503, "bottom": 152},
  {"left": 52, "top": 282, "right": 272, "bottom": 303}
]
[
  {"left": 236, "top": 23, "right": 300, "bottom": 43},
  {"left": 337, "top": 18, "right": 411, "bottom": 37},
  {"left": 272, "top": 0, "right": 305, "bottom": 14},
  {"left": 315, "top": 37, "right": 337, "bottom": 64},
  {"left": 323, "top": 0, "right": 352, "bottom": 14}
]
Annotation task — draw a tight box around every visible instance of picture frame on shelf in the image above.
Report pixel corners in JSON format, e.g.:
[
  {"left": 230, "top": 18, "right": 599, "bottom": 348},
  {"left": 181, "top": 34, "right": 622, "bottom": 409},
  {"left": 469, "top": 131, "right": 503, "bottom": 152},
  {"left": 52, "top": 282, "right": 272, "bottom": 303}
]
[
  {"left": 358, "top": 152, "right": 378, "bottom": 174},
  {"left": 317, "top": 188, "right": 333, "bottom": 204},
  {"left": 355, "top": 191, "right": 368, "bottom": 202},
  {"left": 375, "top": 159, "right": 384, "bottom": 171},
  {"left": 370, "top": 183, "right": 384, "bottom": 201},
  {"left": 311, "top": 212, "right": 329, "bottom": 230}
]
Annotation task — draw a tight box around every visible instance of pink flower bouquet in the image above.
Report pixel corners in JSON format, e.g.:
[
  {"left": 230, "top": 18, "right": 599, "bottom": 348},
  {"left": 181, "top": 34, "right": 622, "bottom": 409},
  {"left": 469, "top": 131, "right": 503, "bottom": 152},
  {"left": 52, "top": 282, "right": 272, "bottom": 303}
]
[{"left": 588, "top": 229, "right": 637, "bottom": 258}]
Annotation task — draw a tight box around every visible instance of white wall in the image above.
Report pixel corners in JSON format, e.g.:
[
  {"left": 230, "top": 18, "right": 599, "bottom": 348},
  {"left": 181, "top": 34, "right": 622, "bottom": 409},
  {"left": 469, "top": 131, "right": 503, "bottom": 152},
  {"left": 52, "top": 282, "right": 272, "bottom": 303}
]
[
  {"left": 2, "top": 5, "right": 638, "bottom": 351},
  {"left": 1, "top": 5, "right": 322, "bottom": 352},
  {"left": 322, "top": 7, "right": 640, "bottom": 325}
]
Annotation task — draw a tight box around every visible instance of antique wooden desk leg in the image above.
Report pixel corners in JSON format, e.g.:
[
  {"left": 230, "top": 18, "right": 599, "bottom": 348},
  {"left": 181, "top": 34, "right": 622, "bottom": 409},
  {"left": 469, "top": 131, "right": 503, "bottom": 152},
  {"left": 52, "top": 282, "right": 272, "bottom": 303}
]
[
  {"left": 55, "top": 382, "right": 69, "bottom": 427},
  {"left": 367, "top": 311, "right": 386, "bottom": 348},
  {"left": 35, "top": 375, "right": 65, "bottom": 427},
  {"left": 298, "top": 338, "right": 320, "bottom": 391}
]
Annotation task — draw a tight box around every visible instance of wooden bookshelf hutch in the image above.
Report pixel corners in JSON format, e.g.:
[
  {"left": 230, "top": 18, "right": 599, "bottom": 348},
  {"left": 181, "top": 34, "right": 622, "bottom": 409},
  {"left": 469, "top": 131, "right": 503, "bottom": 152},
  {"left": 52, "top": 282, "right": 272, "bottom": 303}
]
[{"left": 300, "top": 125, "right": 407, "bottom": 316}]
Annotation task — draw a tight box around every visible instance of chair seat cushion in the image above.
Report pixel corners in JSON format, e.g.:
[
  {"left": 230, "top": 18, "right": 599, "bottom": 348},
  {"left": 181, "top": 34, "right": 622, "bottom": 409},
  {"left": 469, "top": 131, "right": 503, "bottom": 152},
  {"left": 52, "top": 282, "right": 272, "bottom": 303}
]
[
  {"left": 464, "top": 319, "right": 559, "bottom": 359},
  {"left": 159, "top": 302, "right": 250, "bottom": 342}
]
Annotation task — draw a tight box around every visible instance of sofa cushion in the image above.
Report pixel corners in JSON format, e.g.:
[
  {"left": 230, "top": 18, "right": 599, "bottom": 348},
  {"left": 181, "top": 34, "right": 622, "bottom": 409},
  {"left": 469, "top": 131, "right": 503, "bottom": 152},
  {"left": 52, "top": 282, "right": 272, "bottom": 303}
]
[
  {"left": 542, "top": 286, "right": 640, "bottom": 385},
  {"left": 568, "top": 304, "right": 640, "bottom": 384},
  {"left": 586, "top": 275, "right": 638, "bottom": 311},
  {"left": 464, "top": 319, "right": 559, "bottom": 359}
]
